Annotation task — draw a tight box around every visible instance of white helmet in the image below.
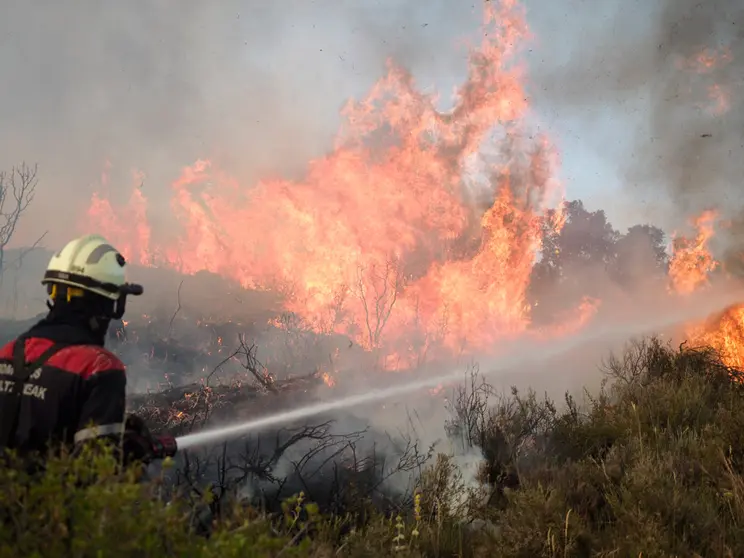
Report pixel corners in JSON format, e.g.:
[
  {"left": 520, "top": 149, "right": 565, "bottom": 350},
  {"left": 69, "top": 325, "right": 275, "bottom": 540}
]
[{"left": 43, "top": 234, "right": 143, "bottom": 311}]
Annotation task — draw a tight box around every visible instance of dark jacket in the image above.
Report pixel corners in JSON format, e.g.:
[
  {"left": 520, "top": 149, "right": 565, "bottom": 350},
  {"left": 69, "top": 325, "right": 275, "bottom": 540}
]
[{"left": 0, "top": 316, "right": 127, "bottom": 457}]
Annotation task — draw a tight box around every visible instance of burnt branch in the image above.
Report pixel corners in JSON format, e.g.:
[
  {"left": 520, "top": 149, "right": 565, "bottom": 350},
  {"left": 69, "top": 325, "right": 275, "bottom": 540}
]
[
  {"left": 445, "top": 364, "right": 494, "bottom": 451},
  {"left": 172, "top": 422, "right": 370, "bottom": 512},
  {"left": 204, "top": 347, "right": 242, "bottom": 387},
  {"left": 130, "top": 368, "right": 323, "bottom": 435},
  {"left": 236, "top": 333, "right": 277, "bottom": 393},
  {"left": 167, "top": 280, "right": 184, "bottom": 339},
  {"left": 122, "top": 324, "right": 434, "bottom": 518},
  {"left": 355, "top": 256, "right": 407, "bottom": 350},
  {"left": 167, "top": 418, "right": 433, "bottom": 519}
]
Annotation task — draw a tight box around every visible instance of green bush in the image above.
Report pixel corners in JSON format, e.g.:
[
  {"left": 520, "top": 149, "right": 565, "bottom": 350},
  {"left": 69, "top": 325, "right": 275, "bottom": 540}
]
[
  {"left": 465, "top": 338, "right": 744, "bottom": 557},
  {"left": 1, "top": 336, "right": 744, "bottom": 557}
]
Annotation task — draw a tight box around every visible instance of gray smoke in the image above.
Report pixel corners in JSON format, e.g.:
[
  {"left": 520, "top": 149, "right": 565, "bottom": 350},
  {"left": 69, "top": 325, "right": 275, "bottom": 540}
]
[
  {"left": 531, "top": 0, "right": 743, "bottom": 226},
  {"left": 0, "top": 0, "right": 480, "bottom": 245},
  {"left": 636, "top": 1, "right": 743, "bottom": 218}
]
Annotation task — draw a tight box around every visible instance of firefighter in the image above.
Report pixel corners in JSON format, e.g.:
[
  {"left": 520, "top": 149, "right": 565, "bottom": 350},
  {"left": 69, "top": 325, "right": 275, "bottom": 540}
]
[{"left": 0, "top": 234, "right": 160, "bottom": 467}]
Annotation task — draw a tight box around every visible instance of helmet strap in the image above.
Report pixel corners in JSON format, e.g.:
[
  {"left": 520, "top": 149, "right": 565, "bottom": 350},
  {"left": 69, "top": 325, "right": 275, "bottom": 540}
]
[{"left": 112, "top": 295, "right": 128, "bottom": 320}]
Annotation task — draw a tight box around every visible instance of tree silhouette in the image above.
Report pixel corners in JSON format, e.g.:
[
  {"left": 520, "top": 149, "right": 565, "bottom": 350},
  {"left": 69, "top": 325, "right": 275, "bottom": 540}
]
[
  {"left": 612, "top": 224, "right": 668, "bottom": 289},
  {"left": 0, "top": 163, "right": 38, "bottom": 275},
  {"left": 528, "top": 200, "right": 669, "bottom": 325}
]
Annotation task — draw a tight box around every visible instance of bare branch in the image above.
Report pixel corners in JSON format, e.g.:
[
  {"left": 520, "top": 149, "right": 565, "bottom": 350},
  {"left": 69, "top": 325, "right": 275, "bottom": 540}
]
[
  {"left": 354, "top": 256, "right": 407, "bottom": 350},
  {"left": 167, "top": 280, "right": 184, "bottom": 339},
  {"left": 5, "top": 230, "right": 47, "bottom": 268},
  {"left": 236, "top": 333, "right": 277, "bottom": 393},
  {"left": 2, "top": 230, "right": 47, "bottom": 317},
  {"left": 204, "top": 347, "right": 242, "bottom": 387},
  {"left": 0, "top": 162, "right": 39, "bottom": 274}
]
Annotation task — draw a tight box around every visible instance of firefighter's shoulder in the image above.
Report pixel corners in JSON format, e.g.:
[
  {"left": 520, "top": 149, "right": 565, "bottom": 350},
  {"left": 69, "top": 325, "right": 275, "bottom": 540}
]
[
  {"left": 52, "top": 344, "right": 125, "bottom": 380},
  {"left": 0, "top": 338, "right": 125, "bottom": 379},
  {"left": 37, "top": 341, "right": 126, "bottom": 380}
]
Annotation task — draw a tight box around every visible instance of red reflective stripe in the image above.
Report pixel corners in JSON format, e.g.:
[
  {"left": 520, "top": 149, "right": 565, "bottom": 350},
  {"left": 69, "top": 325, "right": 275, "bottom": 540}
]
[{"left": 0, "top": 337, "right": 125, "bottom": 380}]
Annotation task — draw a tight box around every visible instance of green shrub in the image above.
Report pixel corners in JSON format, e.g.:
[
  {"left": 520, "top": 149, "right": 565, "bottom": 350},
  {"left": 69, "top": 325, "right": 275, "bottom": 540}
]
[{"left": 476, "top": 338, "right": 744, "bottom": 557}]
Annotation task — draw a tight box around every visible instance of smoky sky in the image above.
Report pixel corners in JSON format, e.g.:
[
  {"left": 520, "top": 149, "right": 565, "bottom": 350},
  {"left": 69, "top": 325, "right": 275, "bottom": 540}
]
[
  {"left": 1, "top": 0, "right": 742, "bottom": 249},
  {"left": 530, "top": 0, "right": 743, "bottom": 230},
  {"left": 643, "top": 0, "right": 744, "bottom": 218},
  {"left": 0, "top": 0, "right": 483, "bottom": 244}
]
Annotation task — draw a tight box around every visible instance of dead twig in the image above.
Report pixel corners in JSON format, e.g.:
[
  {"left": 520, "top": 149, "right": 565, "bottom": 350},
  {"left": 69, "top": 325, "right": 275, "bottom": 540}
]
[{"left": 167, "top": 280, "right": 184, "bottom": 339}]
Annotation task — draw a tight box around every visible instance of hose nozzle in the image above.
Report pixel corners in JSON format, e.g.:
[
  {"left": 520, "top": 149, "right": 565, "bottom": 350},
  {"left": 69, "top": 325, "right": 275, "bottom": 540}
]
[{"left": 151, "top": 435, "right": 178, "bottom": 459}]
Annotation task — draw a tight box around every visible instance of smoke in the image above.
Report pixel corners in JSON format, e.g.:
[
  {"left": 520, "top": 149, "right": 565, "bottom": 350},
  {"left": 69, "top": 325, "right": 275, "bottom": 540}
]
[
  {"left": 0, "top": 0, "right": 481, "bottom": 245},
  {"left": 633, "top": 1, "right": 743, "bottom": 219},
  {"left": 532, "top": 0, "right": 743, "bottom": 228}
]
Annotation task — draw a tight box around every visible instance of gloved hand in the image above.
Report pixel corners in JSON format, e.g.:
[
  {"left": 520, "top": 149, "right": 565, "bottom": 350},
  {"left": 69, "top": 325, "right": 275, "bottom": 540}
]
[
  {"left": 122, "top": 413, "right": 157, "bottom": 465},
  {"left": 124, "top": 413, "right": 151, "bottom": 435}
]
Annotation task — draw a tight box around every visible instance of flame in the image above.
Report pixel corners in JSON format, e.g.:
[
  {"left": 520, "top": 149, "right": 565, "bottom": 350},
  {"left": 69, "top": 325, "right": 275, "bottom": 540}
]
[
  {"left": 668, "top": 210, "right": 719, "bottom": 295},
  {"left": 538, "top": 296, "right": 601, "bottom": 338},
  {"left": 626, "top": 43, "right": 734, "bottom": 358},
  {"left": 84, "top": 1, "right": 575, "bottom": 364},
  {"left": 674, "top": 211, "right": 744, "bottom": 377},
  {"left": 686, "top": 303, "right": 744, "bottom": 372},
  {"left": 321, "top": 372, "right": 336, "bottom": 388},
  {"left": 87, "top": 169, "right": 151, "bottom": 266},
  {"left": 679, "top": 46, "right": 733, "bottom": 115},
  {"left": 684, "top": 47, "right": 733, "bottom": 73}
]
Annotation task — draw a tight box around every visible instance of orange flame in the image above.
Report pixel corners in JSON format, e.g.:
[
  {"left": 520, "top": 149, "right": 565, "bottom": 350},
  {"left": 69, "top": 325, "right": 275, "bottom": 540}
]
[
  {"left": 679, "top": 46, "right": 733, "bottom": 115},
  {"left": 674, "top": 210, "right": 744, "bottom": 376},
  {"left": 668, "top": 210, "right": 719, "bottom": 296},
  {"left": 87, "top": 169, "right": 151, "bottom": 266},
  {"left": 684, "top": 47, "right": 733, "bottom": 73},
  {"left": 538, "top": 296, "right": 601, "bottom": 338},
  {"left": 84, "top": 1, "right": 576, "bottom": 364},
  {"left": 686, "top": 303, "right": 744, "bottom": 372}
]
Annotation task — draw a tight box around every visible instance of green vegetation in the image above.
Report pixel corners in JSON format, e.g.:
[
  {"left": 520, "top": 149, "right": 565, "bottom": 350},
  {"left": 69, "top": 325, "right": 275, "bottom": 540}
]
[{"left": 2, "top": 337, "right": 744, "bottom": 557}]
